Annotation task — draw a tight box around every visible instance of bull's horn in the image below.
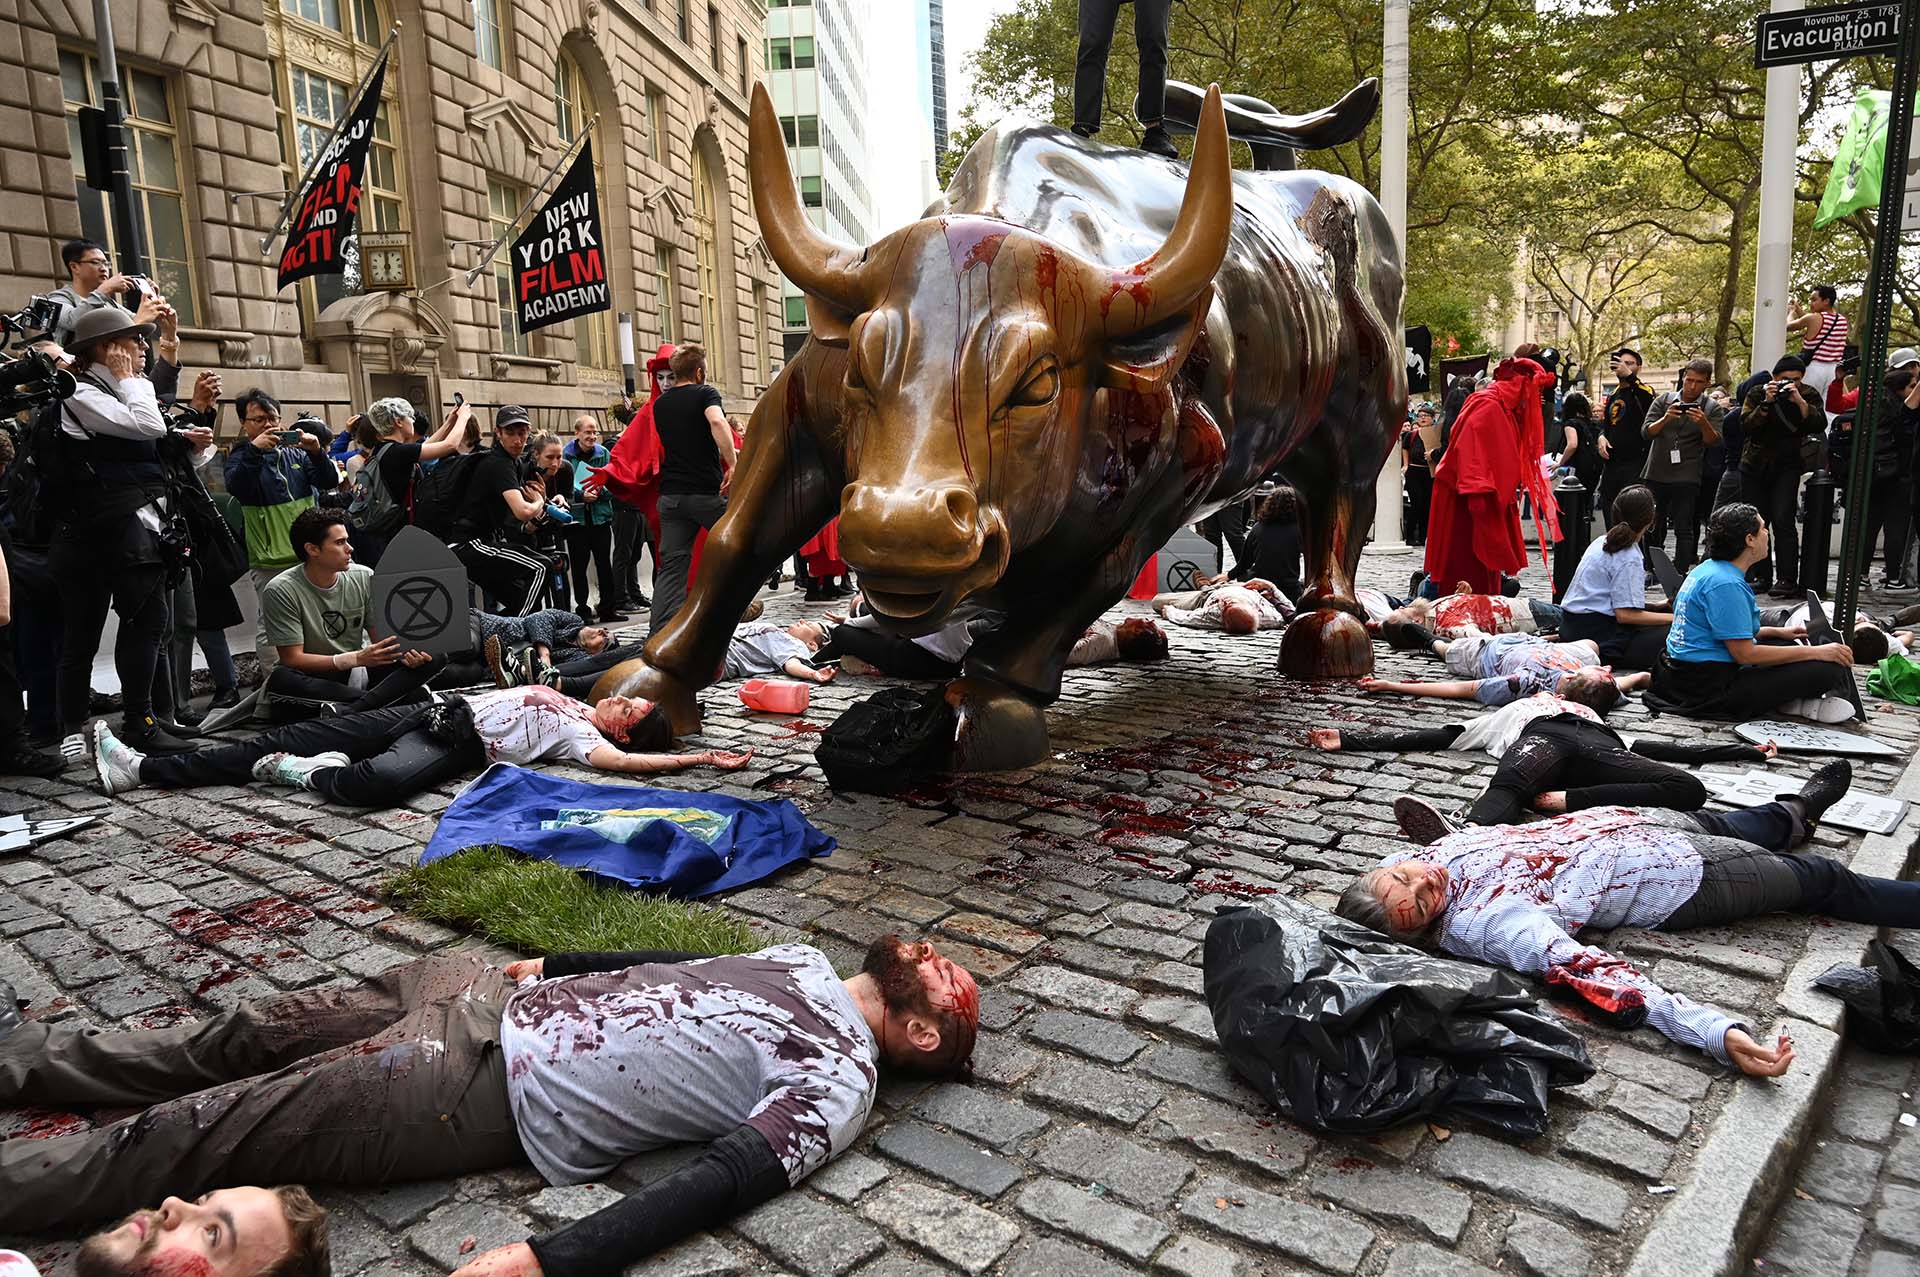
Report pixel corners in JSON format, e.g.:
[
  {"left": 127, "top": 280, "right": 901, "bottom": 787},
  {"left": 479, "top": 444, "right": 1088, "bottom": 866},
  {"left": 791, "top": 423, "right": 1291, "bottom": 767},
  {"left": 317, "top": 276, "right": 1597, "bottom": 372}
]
[
  {"left": 748, "top": 82, "right": 870, "bottom": 313},
  {"left": 1102, "top": 83, "right": 1233, "bottom": 337}
]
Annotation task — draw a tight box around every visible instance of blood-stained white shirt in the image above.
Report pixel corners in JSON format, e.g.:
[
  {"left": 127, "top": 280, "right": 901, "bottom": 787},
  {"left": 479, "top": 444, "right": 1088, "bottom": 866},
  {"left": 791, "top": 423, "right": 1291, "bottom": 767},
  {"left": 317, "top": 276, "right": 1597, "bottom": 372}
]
[
  {"left": 464, "top": 685, "right": 607, "bottom": 766},
  {"left": 500, "top": 944, "right": 877, "bottom": 1186}
]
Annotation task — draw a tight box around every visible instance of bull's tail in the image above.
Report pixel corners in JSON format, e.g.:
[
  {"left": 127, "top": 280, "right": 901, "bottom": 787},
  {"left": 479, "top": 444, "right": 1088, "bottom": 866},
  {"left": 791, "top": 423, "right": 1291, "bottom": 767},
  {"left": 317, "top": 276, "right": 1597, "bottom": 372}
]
[{"left": 1162, "top": 79, "right": 1378, "bottom": 171}]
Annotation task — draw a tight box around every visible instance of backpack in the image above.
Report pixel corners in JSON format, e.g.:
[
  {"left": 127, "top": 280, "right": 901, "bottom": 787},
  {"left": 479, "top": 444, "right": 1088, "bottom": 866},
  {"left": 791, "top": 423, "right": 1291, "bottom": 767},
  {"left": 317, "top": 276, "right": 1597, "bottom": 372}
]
[
  {"left": 410, "top": 450, "right": 482, "bottom": 541},
  {"left": 4, "top": 397, "right": 73, "bottom": 548},
  {"left": 347, "top": 442, "right": 407, "bottom": 537},
  {"left": 815, "top": 685, "right": 957, "bottom": 795}
]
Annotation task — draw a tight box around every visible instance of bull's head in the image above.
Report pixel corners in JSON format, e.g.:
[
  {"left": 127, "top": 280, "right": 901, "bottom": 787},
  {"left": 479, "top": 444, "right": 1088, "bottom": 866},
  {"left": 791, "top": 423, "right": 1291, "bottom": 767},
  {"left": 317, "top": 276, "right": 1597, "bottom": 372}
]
[{"left": 751, "top": 84, "right": 1232, "bottom": 629}]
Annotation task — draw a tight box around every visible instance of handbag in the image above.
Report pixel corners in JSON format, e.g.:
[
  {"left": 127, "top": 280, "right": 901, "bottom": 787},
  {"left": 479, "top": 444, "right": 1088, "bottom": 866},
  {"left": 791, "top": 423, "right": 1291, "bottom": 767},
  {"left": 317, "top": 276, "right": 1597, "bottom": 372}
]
[{"left": 1799, "top": 312, "right": 1838, "bottom": 362}]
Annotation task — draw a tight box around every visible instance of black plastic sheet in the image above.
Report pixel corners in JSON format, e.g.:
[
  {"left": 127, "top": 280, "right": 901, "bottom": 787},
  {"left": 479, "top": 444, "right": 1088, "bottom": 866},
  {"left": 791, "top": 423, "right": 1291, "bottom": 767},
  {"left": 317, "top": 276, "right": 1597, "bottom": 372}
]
[
  {"left": 1816, "top": 939, "right": 1920, "bottom": 1053},
  {"left": 817, "top": 686, "right": 957, "bottom": 795},
  {"left": 1203, "top": 897, "right": 1595, "bottom": 1137}
]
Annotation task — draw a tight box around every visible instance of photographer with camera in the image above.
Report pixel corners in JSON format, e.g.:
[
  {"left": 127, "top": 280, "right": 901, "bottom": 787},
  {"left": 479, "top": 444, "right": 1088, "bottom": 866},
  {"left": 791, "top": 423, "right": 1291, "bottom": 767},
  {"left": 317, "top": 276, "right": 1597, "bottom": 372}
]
[
  {"left": 1598, "top": 348, "right": 1655, "bottom": 519},
  {"left": 46, "top": 307, "right": 214, "bottom": 755},
  {"left": 45, "top": 240, "right": 162, "bottom": 347},
  {"left": 1737, "top": 355, "right": 1827, "bottom": 599},
  {"left": 227, "top": 389, "right": 342, "bottom": 670},
  {"left": 1830, "top": 349, "right": 1920, "bottom": 591},
  {"left": 1640, "top": 359, "right": 1725, "bottom": 574}
]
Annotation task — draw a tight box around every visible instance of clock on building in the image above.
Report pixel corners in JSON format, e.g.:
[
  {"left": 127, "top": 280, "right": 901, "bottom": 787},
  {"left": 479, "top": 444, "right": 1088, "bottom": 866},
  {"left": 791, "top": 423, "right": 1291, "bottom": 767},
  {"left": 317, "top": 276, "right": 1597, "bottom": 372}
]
[{"left": 358, "top": 232, "right": 413, "bottom": 291}]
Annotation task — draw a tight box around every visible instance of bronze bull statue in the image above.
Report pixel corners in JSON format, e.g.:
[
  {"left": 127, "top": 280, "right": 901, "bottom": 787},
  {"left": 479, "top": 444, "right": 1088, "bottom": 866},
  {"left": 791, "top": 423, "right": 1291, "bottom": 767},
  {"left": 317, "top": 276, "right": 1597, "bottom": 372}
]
[{"left": 594, "top": 83, "right": 1404, "bottom": 772}]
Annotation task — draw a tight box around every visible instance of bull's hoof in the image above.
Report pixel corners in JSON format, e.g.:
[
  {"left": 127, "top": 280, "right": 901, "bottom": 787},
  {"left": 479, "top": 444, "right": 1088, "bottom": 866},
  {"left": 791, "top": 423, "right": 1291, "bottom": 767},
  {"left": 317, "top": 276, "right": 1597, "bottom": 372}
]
[
  {"left": 1278, "top": 608, "right": 1374, "bottom": 678},
  {"left": 944, "top": 677, "right": 1052, "bottom": 773},
  {"left": 590, "top": 658, "right": 703, "bottom": 736}
]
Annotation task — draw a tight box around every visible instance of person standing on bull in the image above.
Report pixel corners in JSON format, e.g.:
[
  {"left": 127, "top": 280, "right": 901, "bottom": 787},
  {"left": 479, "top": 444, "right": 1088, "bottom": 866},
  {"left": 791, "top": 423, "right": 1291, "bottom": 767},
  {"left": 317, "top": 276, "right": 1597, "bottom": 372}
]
[
  {"left": 1424, "top": 356, "right": 1561, "bottom": 597},
  {"left": 1071, "top": 0, "right": 1181, "bottom": 158}
]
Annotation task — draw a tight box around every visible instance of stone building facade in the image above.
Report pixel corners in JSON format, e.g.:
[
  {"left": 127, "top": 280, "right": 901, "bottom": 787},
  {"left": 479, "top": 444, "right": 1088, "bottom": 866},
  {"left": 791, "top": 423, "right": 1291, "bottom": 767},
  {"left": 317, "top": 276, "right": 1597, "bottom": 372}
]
[{"left": 0, "top": 0, "right": 780, "bottom": 434}]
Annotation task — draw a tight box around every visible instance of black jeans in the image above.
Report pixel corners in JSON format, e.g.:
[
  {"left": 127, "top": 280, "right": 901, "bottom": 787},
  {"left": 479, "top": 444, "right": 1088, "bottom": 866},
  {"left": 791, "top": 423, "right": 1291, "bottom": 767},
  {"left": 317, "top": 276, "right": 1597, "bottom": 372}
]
[
  {"left": 1648, "top": 479, "right": 1702, "bottom": 574},
  {"left": 0, "top": 953, "right": 521, "bottom": 1229},
  {"left": 52, "top": 517, "right": 168, "bottom": 733},
  {"left": 7, "top": 542, "right": 60, "bottom": 740},
  {"left": 265, "top": 659, "right": 440, "bottom": 721},
  {"left": 1661, "top": 814, "right": 1920, "bottom": 931},
  {"left": 1863, "top": 473, "right": 1913, "bottom": 578},
  {"left": 651, "top": 492, "right": 728, "bottom": 635},
  {"left": 1466, "top": 717, "right": 1704, "bottom": 826},
  {"left": 1557, "top": 609, "right": 1670, "bottom": 669},
  {"left": 1652, "top": 653, "right": 1853, "bottom": 721},
  {"left": 1742, "top": 464, "right": 1804, "bottom": 587},
  {"left": 816, "top": 624, "right": 964, "bottom": 680},
  {"left": 567, "top": 521, "right": 618, "bottom": 615},
  {"left": 1074, "top": 0, "right": 1171, "bottom": 131},
  {"left": 1405, "top": 468, "right": 1432, "bottom": 544},
  {"left": 137, "top": 703, "right": 481, "bottom": 807},
  {"left": 611, "top": 503, "right": 652, "bottom": 605}
]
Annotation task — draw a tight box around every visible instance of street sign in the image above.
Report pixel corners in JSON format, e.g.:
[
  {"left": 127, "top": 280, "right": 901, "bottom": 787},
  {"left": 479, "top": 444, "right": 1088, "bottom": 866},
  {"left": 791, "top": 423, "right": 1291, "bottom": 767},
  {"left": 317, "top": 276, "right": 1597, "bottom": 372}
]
[{"left": 1755, "top": 0, "right": 1901, "bottom": 67}]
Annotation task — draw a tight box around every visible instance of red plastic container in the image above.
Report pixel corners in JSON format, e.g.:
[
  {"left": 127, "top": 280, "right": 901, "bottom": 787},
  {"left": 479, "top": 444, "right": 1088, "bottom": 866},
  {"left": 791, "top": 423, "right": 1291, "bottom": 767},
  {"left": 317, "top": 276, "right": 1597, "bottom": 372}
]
[{"left": 739, "top": 678, "right": 811, "bottom": 714}]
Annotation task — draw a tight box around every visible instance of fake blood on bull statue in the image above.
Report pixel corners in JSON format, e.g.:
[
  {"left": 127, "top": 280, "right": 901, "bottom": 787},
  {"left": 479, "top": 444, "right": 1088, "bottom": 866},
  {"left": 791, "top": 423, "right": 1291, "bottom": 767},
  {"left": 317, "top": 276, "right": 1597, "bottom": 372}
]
[{"left": 594, "top": 78, "right": 1405, "bottom": 772}]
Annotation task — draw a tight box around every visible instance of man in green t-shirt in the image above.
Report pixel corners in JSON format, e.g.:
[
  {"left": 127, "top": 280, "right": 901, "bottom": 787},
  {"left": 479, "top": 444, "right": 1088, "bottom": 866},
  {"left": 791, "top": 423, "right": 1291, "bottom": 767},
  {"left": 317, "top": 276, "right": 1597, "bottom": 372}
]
[{"left": 262, "top": 508, "right": 438, "bottom": 719}]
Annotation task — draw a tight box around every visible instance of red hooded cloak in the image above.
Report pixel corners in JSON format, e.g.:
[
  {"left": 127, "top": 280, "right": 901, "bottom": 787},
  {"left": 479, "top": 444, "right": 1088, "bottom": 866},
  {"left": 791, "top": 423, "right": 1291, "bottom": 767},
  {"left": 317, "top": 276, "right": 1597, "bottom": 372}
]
[{"left": 1424, "top": 357, "right": 1560, "bottom": 594}]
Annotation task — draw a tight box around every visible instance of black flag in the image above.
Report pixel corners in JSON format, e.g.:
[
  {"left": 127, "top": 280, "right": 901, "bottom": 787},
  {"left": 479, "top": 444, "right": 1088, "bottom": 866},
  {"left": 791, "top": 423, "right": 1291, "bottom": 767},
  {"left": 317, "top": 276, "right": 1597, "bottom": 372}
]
[
  {"left": 513, "top": 140, "right": 609, "bottom": 334},
  {"left": 1404, "top": 325, "right": 1432, "bottom": 393},
  {"left": 277, "top": 48, "right": 389, "bottom": 290}
]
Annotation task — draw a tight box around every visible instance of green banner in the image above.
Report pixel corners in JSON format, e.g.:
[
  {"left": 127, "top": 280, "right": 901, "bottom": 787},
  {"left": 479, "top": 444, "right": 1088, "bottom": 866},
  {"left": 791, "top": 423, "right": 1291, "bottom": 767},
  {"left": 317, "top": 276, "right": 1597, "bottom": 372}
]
[{"left": 1816, "top": 87, "right": 1920, "bottom": 228}]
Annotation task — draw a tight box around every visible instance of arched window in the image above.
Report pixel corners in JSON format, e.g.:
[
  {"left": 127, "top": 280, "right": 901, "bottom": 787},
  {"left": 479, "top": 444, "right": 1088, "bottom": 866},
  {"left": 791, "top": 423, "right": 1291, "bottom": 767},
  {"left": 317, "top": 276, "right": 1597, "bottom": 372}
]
[
  {"left": 554, "top": 51, "right": 614, "bottom": 371},
  {"left": 692, "top": 146, "right": 724, "bottom": 384},
  {"left": 266, "top": 0, "right": 406, "bottom": 345}
]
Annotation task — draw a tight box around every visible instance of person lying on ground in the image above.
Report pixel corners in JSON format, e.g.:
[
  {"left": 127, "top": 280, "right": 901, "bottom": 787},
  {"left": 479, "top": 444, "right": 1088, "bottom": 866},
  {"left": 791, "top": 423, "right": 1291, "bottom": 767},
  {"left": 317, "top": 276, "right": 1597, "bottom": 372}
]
[
  {"left": 0, "top": 936, "right": 977, "bottom": 1275},
  {"left": 1756, "top": 598, "right": 1913, "bottom": 666},
  {"left": 1153, "top": 579, "right": 1293, "bottom": 633},
  {"left": 719, "top": 620, "right": 838, "bottom": 683},
  {"left": 1379, "top": 590, "right": 1563, "bottom": 645},
  {"left": 1310, "top": 691, "right": 1775, "bottom": 825},
  {"left": 1358, "top": 631, "right": 1649, "bottom": 709},
  {"left": 1335, "top": 763, "right": 1901, "bottom": 1075},
  {"left": 460, "top": 608, "right": 620, "bottom": 687},
  {"left": 0, "top": 1186, "right": 329, "bottom": 1277},
  {"left": 1556, "top": 485, "right": 1672, "bottom": 670},
  {"left": 260, "top": 507, "right": 439, "bottom": 720},
  {"left": 813, "top": 606, "right": 1168, "bottom": 679},
  {"left": 91, "top": 684, "right": 751, "bottom": 806},
  {"left": 1649, "top": 503, "right": 1857, "bottom": 723}
]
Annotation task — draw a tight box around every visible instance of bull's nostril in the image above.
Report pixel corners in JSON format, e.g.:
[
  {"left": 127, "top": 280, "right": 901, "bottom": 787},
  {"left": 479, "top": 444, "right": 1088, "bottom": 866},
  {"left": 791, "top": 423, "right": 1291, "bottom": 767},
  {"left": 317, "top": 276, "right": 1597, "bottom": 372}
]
[{"left": 941, "top": 487, "right": 976, "bottom": 531}]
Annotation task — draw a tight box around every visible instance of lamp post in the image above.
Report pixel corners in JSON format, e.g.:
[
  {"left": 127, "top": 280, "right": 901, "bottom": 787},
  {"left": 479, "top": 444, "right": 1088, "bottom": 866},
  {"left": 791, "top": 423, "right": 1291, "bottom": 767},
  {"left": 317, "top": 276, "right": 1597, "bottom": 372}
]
[
  {"left": 1752, "top": 0, "right": 1806, "bottom": 370},
  {"left": 89, "top": 0, "right": 148, "bottom": 277},
  {"left": 1373, "top": 0, "right": 1410, "bottom": 548}
]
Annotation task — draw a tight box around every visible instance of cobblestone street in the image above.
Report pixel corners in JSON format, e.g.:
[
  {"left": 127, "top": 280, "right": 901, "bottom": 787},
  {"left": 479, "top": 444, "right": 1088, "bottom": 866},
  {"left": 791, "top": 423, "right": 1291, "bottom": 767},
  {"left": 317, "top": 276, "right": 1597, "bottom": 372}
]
[{"left": 3, "top": 546, "right": 1917, "bottom": 1277}]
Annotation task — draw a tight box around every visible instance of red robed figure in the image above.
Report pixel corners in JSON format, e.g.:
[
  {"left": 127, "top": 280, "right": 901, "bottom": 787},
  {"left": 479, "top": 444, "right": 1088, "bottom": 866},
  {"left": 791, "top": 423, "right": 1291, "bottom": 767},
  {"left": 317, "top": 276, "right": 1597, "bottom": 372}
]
[
  {"left": 1424, "top": 357, "right": 1560, "bottom": 595},
  {"left": 591, "top": 343, "right": 674, "bottom": 550}
]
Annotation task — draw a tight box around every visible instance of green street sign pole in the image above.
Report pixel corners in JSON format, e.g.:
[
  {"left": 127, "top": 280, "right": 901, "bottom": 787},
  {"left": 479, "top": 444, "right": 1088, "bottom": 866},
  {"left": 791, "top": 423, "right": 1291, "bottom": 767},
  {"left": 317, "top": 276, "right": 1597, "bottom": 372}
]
[{"left": 1836, "top": 0, "right": 1920, "bottom": 633}]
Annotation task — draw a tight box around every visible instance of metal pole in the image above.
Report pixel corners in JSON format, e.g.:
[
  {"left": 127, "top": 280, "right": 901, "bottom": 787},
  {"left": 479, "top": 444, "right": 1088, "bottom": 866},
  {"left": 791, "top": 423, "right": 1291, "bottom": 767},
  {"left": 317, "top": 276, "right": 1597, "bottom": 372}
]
[
  {"left": 91, "top": 0, "right": 147, "bottom": 277},
  {"left": 1836, "top": 0, "right": 1920, "bottom": 632},
  {"left": 1752, "top": 0, "right": 1805, "bottom": 372},
  {"left": 1374, "top": 0, "right": 1410, "bottom": 548}
]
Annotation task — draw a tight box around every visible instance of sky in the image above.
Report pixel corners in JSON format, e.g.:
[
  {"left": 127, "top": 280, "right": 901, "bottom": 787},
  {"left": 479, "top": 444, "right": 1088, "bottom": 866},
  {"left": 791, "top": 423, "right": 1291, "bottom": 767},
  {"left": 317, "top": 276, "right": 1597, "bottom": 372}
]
[{"left": 942, "top": 0, "right": 1020, "bottom": 119}]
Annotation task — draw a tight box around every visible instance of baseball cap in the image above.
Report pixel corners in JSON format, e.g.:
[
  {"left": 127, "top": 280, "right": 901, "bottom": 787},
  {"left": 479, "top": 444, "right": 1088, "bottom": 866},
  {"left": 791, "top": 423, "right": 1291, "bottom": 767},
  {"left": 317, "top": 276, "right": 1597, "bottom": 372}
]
[
  {"left": 496, "top": 404, "right": 531, "bottom": 428},
  {"left": 1889, "top": 348, "right": 1919, "bottom": 370}
]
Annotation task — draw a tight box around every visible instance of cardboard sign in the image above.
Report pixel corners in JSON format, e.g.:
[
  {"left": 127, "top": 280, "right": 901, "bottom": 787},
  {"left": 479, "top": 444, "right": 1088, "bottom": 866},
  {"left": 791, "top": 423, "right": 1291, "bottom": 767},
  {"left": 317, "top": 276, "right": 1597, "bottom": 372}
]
[
  {"left": 278, "top": 49, "right": 389, "bottom": 289},
  {"left": 1698, "top": 768, "right": 1908, "bottom": 835},
  {"left": 1160, "top": 525, "right": 1223, "bottom": 593},
  {"left": 371, "top": 526, "right": 472, "bottom": 657},
  {"left": 1734, "top": 720, "right": 1904, "bottom": 756},
  {"left": 513, "top": 140, "right": 610, "bottom": 334},
  {"left": 0, "top": 813, "right": 95, "bottom": 854},
  {"left": 1644, "top": 544, "right": 1683, "bottom": 601}
]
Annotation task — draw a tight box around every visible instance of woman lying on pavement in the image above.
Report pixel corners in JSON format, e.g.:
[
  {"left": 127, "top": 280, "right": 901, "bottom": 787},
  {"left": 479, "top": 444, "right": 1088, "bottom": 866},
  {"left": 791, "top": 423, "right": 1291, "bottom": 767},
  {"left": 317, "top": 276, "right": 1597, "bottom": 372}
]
[
  {"left": 89, "top": 684, "right": 751, "bottom": 806},
  {"left": 1309, "top": 690, "right": 1776, "bottom": 827},
  {"left": 1358, "top": 630, "right": 1648, "bottom": 710},
  {"left": 1334, "top": 762, "right": 1909, "bottom": 1075}
]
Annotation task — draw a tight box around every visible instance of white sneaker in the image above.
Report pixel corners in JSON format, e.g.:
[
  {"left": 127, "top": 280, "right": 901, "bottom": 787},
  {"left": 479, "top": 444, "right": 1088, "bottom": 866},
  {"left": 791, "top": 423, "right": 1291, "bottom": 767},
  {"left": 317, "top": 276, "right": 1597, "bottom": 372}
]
[
  {"left": 92, "top": 721, "right": 145, "bottom": 796},
  {"left": 1804, "top": 695, "right": 1856, "bottom": 724},
  {"left": 251, "top": 751, "right": 350, "bottom": 789},
  {"left": 60, "top": 731, "right": 87, "bottom": 762}
]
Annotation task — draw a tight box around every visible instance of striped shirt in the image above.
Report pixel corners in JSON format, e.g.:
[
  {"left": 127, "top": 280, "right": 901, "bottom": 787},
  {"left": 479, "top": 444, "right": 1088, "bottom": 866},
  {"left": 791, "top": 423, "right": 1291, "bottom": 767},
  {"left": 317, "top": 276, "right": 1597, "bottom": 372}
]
[
  {"left": 1808, "top": 311, "right": 1850, "bottom": 363},
  {"left": 1384, "top": 807, "right": 1745, "bottom": 1062}
]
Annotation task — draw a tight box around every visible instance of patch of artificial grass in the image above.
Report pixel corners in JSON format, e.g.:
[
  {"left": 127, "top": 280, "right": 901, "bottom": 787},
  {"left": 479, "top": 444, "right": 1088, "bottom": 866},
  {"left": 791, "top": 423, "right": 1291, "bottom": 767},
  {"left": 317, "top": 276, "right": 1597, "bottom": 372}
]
[{"left": 383, "top": 844, "right": 763, "bottom": 957}]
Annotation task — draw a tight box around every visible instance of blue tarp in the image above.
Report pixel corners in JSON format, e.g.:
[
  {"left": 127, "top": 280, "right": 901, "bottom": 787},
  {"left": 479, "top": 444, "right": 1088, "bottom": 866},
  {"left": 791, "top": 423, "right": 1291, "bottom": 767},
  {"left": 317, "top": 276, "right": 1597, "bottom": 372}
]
[{"left": 419, "top": 763, "right": 834, "bottom": 896}]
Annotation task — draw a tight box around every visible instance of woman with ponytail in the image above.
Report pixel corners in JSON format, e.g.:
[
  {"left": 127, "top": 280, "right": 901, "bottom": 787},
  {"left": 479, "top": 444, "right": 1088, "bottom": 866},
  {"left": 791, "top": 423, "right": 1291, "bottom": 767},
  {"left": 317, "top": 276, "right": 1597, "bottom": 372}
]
[{"left": 1557, "top": 486, "right": 1672, "bottom": 669}]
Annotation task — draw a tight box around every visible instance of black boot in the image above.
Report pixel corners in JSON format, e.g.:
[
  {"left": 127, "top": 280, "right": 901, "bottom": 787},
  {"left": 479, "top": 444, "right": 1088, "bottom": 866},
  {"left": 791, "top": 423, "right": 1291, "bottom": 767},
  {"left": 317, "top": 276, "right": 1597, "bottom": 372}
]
[
  {"left": 119, "top": 715, "right": 196, "bottom": 756},
  {"left": 0, "top": 745, "right": 65, "bottom": 779},
  {"left": 1140, "top": 124, "right": 1179, "bottom": 158},
  {"left": 1788, "top": 759, "right": 1853, "bottom": 830},
  {"left": 1383, "top": 619, "right": 1440, "bottom": 652}
]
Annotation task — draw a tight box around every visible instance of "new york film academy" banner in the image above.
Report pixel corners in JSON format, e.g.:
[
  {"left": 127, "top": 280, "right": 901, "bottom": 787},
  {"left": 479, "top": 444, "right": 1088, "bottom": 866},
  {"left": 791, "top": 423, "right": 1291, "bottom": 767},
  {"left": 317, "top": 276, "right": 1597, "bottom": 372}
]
[{"left": 513, "top": 141, "right": 610, "bottom": 333}]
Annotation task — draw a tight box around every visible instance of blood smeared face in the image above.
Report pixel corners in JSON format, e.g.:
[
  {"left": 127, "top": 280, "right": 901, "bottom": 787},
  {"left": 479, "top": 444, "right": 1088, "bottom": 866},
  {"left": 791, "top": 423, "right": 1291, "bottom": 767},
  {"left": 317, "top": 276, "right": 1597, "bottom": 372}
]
[
  {"left": 862, "top": 935, "right": 979, "bottom": 1068},
  {"left": 75, "top": 1190, "right": 292, "bottom": 1277},
  {"left": 1375, "top": 861, "right": 1450, "bottom": 935}
]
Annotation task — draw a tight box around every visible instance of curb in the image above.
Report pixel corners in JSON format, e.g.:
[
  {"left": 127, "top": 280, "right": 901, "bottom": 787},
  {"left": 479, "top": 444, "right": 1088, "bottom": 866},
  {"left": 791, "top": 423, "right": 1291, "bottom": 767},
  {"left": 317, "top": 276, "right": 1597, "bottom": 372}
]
[{"left": 1624, "top": 738, "right": 1920, "bottom": 1277}]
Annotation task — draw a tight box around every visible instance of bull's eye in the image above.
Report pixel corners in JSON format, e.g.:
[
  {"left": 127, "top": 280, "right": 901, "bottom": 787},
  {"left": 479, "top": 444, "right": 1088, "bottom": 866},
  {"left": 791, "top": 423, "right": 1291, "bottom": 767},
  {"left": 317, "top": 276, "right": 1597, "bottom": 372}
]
[{"left": 1009, "top": 361, "right": 1059, "bottom": 408}]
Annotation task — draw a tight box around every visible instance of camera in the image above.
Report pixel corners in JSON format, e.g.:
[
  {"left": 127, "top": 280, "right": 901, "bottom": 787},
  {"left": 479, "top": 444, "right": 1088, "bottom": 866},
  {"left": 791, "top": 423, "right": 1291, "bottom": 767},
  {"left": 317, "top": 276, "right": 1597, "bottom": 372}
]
[
  {"left": 0, "top": 346, "right": 76, "bottom": 418},
  {"left": 0, "top": 296, "right": 62, "bottom": 349}
]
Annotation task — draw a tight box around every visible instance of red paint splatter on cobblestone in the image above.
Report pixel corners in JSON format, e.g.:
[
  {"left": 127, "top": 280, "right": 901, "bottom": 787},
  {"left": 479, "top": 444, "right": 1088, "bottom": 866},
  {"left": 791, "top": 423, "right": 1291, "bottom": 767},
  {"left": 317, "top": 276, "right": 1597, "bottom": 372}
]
[
  {"left": 5, "top": 1108, "right": 90, "bottom": 1140},
  {"left": 230, "top": 897, "right": 315, "bottom": 935},
  {"left": 194, "top": 969, "right": 244, "bottom": 996},
  {"left": 1193, "top": 876, "right": 1278, "bottom": 898},
  {"left": 774, "top": 720, "right": 825, "bottom": 738}
]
